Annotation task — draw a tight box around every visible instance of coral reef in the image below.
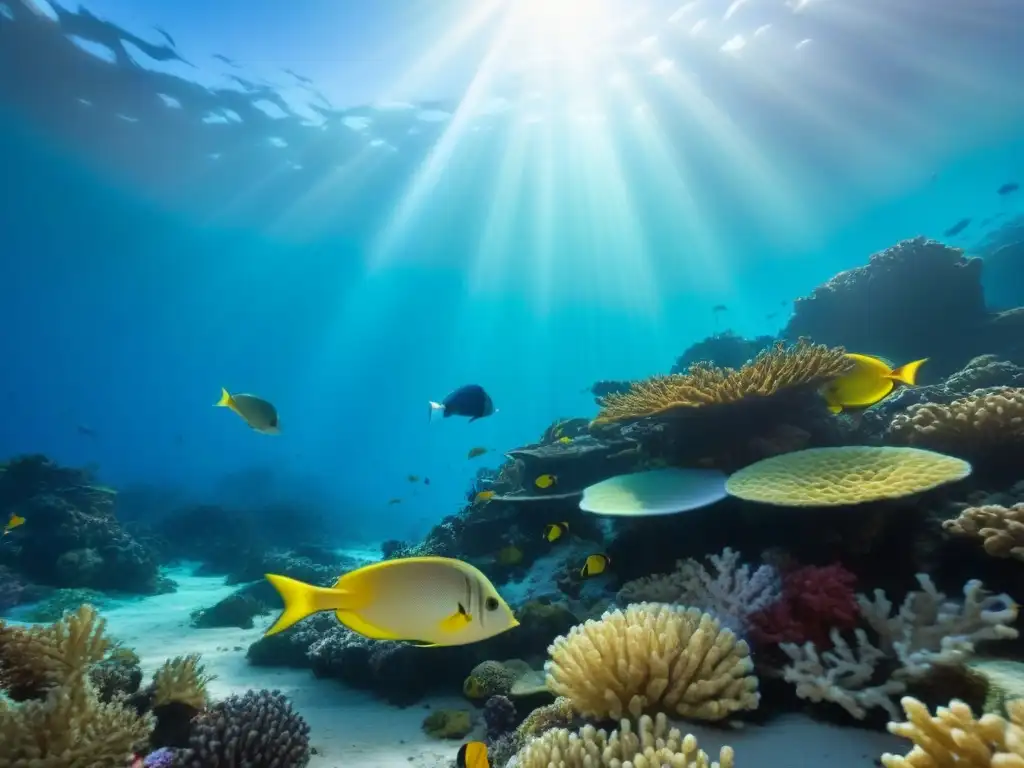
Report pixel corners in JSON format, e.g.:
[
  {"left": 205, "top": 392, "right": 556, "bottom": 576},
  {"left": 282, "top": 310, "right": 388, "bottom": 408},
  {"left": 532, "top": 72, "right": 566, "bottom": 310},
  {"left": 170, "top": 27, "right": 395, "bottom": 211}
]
[
  {"left": 943, "top": 502, "right": 1024, "bottom": 561},
  {"left": 748, "top": 563, "right": 860, "bottom": 648},
  {"left": 421, "top": 708, "right": 473, "bottom": 739},
  {"left": 545, "top": 603, "right": 759, "bottom": 721},
  {"left": 483, "top": 695, "right": 518, "bottom": 741},
  {"left": 670, "top": 331, "right": 777, "bottom": 374}
]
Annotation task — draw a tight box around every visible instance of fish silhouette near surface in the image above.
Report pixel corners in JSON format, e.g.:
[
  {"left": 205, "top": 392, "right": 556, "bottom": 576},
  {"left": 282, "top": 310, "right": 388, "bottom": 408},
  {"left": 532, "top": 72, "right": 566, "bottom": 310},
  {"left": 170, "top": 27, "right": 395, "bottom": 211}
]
[
  {"left": 263, "top": 556, "right": 519, "bottom": 647},
  {"left": 429, "top": 385, "right": 496, "bottom": 423},
  {"left": 943, "top": 218, "right": 971, "bottom": 237},
  {"left": 997, "top": 182, "right": 1019, "bottom": 196}
]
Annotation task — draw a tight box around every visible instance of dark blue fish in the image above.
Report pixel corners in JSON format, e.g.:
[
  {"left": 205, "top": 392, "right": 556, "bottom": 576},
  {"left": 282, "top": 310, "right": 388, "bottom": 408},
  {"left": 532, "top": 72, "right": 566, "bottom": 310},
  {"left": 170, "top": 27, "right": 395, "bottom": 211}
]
[
  {"left": 997, "top": 182, "right": 1019, "bottom": 196},
  {"left": 943, "top": 218, "right": 971, "bottom": 237},
  {"left": 429, "top": 385, "right": 496, "bottom": 423}
]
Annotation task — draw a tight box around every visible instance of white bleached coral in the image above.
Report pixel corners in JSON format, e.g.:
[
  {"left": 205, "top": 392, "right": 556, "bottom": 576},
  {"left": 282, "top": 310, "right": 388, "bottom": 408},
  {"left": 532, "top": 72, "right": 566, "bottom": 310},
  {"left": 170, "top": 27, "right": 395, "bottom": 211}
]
[
  {"left": 617, "top": 548, "right": 781, "bottom": 633},
  {"left": 780, "top": 574, "right": 1018, "bottom": 720}
]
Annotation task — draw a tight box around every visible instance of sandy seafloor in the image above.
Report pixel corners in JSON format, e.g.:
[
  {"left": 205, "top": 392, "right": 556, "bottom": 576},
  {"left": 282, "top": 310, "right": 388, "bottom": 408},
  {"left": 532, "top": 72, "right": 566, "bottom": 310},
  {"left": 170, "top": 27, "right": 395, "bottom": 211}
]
[{"left": 11, "top": 562, "right": 909, "bottom": 767}]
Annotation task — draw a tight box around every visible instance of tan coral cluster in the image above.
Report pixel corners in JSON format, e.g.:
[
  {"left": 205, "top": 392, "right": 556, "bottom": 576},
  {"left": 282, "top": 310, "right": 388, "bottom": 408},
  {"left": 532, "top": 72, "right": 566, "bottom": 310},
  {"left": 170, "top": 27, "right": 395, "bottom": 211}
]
[
  {"left": 591, "top": 339, "right": 850, "bottom": 426},
  {"left": 0, "top": 605, "right": 152, "bottom": 767},
  {"left": 881, "top": 696, "right": 1024, "bottom": 767},
  {"left": 545, "top": 603, "right": 759, "bottom": 722},
  {"left": 943, "top": 503, "right": 1024, "bottom": 561},
  {"left": 153, "top": 653, "right": 214, "bottom": 710},
  {"left": 515, "top": 713, "right": 735, "bottom": 768},
  {"left": 888, "top": 387, "right": 1024, "bottom": 452}
]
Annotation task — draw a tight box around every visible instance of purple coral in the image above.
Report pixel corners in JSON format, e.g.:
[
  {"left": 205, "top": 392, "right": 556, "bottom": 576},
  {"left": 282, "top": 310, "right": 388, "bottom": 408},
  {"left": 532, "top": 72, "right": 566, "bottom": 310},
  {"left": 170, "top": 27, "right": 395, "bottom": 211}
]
[{"left": 143, "top": 748, "right": 176, "bottom": 767}]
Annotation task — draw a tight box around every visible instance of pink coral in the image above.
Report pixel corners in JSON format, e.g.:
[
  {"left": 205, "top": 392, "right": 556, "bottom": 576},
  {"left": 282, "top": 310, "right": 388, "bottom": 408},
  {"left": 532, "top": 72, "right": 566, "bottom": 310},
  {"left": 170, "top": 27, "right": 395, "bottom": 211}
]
[{"left": 748, "top": 563, "right": 859, "bottom": 648}]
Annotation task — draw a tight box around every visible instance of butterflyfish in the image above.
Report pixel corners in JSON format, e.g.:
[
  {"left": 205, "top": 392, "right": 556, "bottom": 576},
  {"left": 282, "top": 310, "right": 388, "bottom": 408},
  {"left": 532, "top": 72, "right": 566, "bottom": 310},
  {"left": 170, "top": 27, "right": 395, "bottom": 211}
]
[
  {"left": 429, "top": 385, "right": 496, "bottom": 423},
  {"left": 474, "top": 490, "right": 496, "bottom": 504},
  {"left": 215, "top": 388, "right": 280, "bottom": 434},
  {"left": 263, "top": 556, "right": 519, "bottom": 646},
  {"left": 821, "top": 354, "right": 927, "bottom": 414},
  {"left": 3, "top": 513, "right": 25, "bottom": 536},
  {"left": 496, "top": 545, "right": 523, "bottom": 566},
  {"left": 535, "top": 474, "right": 557, "bottom": 489},
  {"left": 457, "top": 742, "right": 489, "bottom": 768},
  {"left": 543, "top": 522, "right": 569, "bottom": 542},
  {"left": 558, "top": 436, "right": 571, "bottom": 444},
  {"left": 581, "top": 554, "right": 610, "bottom": 578}
]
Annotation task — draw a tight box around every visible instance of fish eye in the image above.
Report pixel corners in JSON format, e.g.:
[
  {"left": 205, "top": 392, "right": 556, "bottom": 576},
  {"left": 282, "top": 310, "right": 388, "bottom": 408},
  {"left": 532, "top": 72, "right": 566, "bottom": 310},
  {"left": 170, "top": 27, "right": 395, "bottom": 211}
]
[{"left": 485, "top": 597, "right": 500, "bottom": 611}]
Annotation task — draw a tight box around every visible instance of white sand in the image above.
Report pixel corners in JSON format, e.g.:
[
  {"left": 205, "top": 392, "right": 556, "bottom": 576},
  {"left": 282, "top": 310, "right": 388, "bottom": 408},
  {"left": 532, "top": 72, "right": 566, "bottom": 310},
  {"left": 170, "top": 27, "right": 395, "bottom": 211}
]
[{"left": 20, "top": 564, "right": 909, "bottom": 766}]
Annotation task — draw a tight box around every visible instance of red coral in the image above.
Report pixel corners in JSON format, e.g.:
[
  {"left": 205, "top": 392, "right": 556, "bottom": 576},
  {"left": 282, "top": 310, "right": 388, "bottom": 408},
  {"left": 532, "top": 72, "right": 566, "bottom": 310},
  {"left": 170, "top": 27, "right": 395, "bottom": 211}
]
[{"left": 748, "top": 563, "right": 859, "bottom": 648}]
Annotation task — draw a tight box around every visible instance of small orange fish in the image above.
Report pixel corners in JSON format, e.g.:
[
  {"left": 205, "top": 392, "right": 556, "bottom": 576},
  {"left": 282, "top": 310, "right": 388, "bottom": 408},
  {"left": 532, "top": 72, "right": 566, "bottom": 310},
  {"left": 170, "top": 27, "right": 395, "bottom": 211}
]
[
  {"left": 474, "top": 490, "right": 496, "bottom": 504},
  {"left": 3, "top": 513, "right": 24, "bottom": 536},
  {"left": 467, "top": 446, "right": 489, "bottom": 460}
]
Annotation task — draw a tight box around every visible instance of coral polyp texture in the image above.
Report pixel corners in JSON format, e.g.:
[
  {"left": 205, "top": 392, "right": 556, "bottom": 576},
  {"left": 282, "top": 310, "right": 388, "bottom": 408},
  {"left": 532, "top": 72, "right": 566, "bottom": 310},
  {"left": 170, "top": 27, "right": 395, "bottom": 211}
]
[
  {"left": 152, "top": 653, "right": 214, "bottom": 710},
  {"left": 724, "top": 446, "right": 972, "bottom": 507},
  {"left": 880, "top": 696, "right": 1024, "bottom": 767},
  {"left": 514, "top": 713, "right": 735, "bottom": 768},
  {"left": 943, "top": 503, "right": 1024, "bottom": 561},
  {"left": 591, "top": 339, "right": 850, "bottom": 426},
  {"left": 888, "top": 386, "right": 1024, "bottom": 452},
  {"left": 544, "top": 603, "right": 759, "bottom": 722}
]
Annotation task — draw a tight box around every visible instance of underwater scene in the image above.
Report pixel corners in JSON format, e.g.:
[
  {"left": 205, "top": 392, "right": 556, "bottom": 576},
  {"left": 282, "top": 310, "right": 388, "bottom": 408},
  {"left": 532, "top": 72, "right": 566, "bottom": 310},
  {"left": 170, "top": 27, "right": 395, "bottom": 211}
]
[{"left": 2, "top": 0, "right": 1024, "bottom": 766}]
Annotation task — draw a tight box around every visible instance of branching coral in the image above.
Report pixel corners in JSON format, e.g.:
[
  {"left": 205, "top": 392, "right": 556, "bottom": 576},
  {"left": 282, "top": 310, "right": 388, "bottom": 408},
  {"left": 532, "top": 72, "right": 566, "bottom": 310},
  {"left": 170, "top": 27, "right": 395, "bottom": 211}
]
[
  {"left": 515, "top": 712, "right": 735, "bottom": 768},
  {"left": 943, "top": 503, "right": 1024, "bottom": 561},
  {"left": 748, "top": 563, "right": 859, "bottom": 647},
  {"left": 780, "top": 575, "right": 1019, "bottom": 720},
  {"left": 545, "top": 603, "right": 759, "bottom": 721},
  {"left": 880, "top": 696, "right": 1024, "bottom": 767},
  {"left": 888, "top": 387, "right": 1024, "bottom": 453},
  {"left": 153, "top": 654, "right": 214, "bottom": 710},
  {"left": 592, "top": 339, "right": 850, "bottom": 426},
  {"left": 617, "top": 548, "right": 781, "bottom": 633}
]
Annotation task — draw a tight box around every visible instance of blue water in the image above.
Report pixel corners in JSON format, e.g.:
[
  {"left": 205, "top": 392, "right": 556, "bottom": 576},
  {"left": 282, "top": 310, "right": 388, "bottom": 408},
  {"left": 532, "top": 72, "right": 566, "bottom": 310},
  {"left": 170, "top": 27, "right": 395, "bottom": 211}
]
[{"left": 1, "top": 0, "right": 1023, "bottom": 545}]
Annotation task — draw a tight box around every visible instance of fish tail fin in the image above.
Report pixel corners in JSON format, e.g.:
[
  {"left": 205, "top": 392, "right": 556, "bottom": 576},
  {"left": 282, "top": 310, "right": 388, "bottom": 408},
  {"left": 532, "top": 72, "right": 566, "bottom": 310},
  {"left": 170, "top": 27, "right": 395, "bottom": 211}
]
[
  {"left": 428, "top": 401, "right": 446, "bottom": 423},
  {"left": 215, "top": 387, "right": 234, "bottom": 408},
  {"left": 263, "top": 573, "right": 348, "bottom": 636},
  {"left": 889, "top": 358, "right": 928, "bottom": 387}
]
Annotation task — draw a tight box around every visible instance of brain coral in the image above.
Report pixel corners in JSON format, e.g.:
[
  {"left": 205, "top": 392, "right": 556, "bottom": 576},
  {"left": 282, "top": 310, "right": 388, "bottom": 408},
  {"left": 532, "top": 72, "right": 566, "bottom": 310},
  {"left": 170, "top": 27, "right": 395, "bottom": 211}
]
[
  {"left": 888, "top": 387, "right": 1024, "bottom": 452},
  {"left": 724, "top": 446, "right": 971, "bottom": 507},
  {"left": 545, "top": 603, "right": 759, "bottom": 722}
]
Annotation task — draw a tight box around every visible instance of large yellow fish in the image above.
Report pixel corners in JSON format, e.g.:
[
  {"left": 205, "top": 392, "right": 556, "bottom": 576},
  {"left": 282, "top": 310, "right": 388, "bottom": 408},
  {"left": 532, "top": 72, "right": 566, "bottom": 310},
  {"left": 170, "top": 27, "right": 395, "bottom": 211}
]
[
  {"left": 263, "top": 556, "right": 519, "bottom": 647},
  {"left": 821, "top": 354, "right": 927, "bottom": 414},
  {"left": 215, "top": 388, "right": 281, "bottom": 434}
]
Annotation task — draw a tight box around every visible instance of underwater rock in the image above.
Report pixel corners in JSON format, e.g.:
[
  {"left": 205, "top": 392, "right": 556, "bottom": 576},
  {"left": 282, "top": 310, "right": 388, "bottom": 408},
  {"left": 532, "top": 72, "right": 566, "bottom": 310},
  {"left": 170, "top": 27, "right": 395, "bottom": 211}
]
[
  {"left": 190, "top": 590, "right": 269, "bottom": 630},
  {"left": 498, "top": 435, "right": 643, "bottom": 501},
  {"left": 246, "top": 613, "right": 335, "bottom": 668},
  {"left": 483, "top": 695, "right": 519, "bottom": 741},
  {"left": 21, "top": 587, "right": 111, "bottom": 622},
  {"left": 421, "top": 708, "right": 473, "bottom": 739},
  {"left": 671, "top": 332, "right": 776, "bottom": 373},
  {"left": 588, "top": 380, "right": 632, "bottom": 404}
]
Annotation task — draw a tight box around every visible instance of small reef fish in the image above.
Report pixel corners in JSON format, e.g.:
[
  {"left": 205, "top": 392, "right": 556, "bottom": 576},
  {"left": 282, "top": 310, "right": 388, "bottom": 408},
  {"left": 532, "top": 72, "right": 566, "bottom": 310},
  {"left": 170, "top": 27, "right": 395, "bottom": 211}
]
[
  {"left": 712, "top": 304, "right": 728, "bottom": 312},
  {"left": 943, "top": 218, "right": 971, "bottom": 237},
  {"left": 535, "top": 474, "right": 557, "bottom": 489},
  {"left": 388, "top": 498, "right": 402, "bottom": 505},
  {"left": 558, "top": 436, "right": 572, "bottom": 444},
  {"left": 457, "top": 742, "right": 489, "bottom": 768},
  {"left": 997, "top": 182, "right": 1019, "bottom": 196},
  {"left": 424, "top": 477, "right": 431, "bottom": 485},
  {"left": 215, "top": 388, "right": 280, "bottom": 434},
  {"left": 543, "top": 522, "right": 569, "bottom": 543},
  {"left": 580, "top": 553, "right": 610, "bottom": 578},
  {"left": 429, "top": 385, "right": 496, "bottom": 423},
  {"left": 474, "top": 490, "right": 496, "bottom": 504},
  {"left": 407, "top": 475, "right": 420, "bottom": 483},
  {"left": 467, "top": 446, "right": 489, "bottom": 459},
  {"left": 821, "top": 354, "right": 927, "bottom": 414},
  {"left": 76, "top": 424, "right": 97, "bottom": 438},
  {"left": 3, "top": 513, "right": 25, "bottom": 536},
  {"left": 263, "top": 556, "right": 519, "bottom": 646},
  {"left": 496, "top": 544, "right": 523, "bottom": 566}
]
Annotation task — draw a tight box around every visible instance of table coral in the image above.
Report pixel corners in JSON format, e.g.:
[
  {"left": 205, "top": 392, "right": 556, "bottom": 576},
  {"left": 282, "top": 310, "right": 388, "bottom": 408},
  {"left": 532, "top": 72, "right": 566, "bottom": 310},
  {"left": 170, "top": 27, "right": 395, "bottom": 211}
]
[
  {"left": 724, "top": 446, "right": 972, "bottom": 507},
  {"left": 748, "top": 563, "right": 859, "bottom": 648},
  {"left": 943, "top": 503, "right": 1024, "bottom": 561},
  {"left": 545, "top": 603, "right": 759, "bottom": 721},
  {"left": 591, "top": 339, "right": 850, "bottom": 426}
]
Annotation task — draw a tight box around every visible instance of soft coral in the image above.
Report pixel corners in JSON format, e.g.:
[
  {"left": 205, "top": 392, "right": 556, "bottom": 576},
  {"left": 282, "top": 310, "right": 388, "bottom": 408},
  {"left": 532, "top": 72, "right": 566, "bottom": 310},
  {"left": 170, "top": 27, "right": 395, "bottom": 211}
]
[{"left": 748, "top": 563, "right": 859, "bottom": 648}]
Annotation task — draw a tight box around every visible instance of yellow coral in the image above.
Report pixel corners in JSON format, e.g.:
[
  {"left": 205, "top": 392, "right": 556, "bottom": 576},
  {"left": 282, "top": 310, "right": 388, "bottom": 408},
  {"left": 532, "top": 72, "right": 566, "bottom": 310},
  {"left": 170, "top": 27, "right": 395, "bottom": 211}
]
[
  {"left": 0, "top": 604, "right": 110, "bottom": 699},
  {"left": 153, "top": 653, "right": 213, "bottom": 710},
  {"left": 889, "top": 387, "right": 1024, "bottom": 452},
  {"left": 881, "top": 696, "right": 1024, "bottom": 767},
  {"left": 545, "top": 603, "right": 759, "bottom": 721},
  {"left": 725, "top": 446, "right": 971, "bottom": 507},
  {"left": 515, "top": 712, "right": 735, "bottom": 768},
  {"left": 591, "top": 339, "right": 850, "bottom": 426},
  {"left": 943, "top": 503, "right": 1024, "bottom": 561}
]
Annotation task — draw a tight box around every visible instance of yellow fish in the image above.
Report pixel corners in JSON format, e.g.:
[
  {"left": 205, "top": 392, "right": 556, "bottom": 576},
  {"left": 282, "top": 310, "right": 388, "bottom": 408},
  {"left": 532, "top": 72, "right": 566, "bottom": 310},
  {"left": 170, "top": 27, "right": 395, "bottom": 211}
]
[
  {"left": 558, "top": 436, "right": 572, "bottom": 444},
  {"left": 496, "top": 545, "right": 523, "bottom": 566},
  {"left": 263, "top": 556, "right": 519, "bottom": 646},
  {"left": 3, "top": 513, "right": 25, "bottom": 536},
  {"left": 467, "top": 446, "right": 489, "bottom": 459},
  {"left": 457, "top": 742, "right": 490, "bottom": 768},
  {"left": 580, "top": 553, "right": 610, "bottom": 578},
  {"left": 535, "top": 474, "right": 557, "bottom": 489},
  {"left": 474, "top": 490, "right": 496, "bottom": 504},
  {"left": 543, "top": 522, "right": 569, "bottom": 543},
  {"left": 215, "top": 388, "right": 281, "bottom": 434},
  {"left": 821, "top": 354, "right": 927, "bottom": 414}
]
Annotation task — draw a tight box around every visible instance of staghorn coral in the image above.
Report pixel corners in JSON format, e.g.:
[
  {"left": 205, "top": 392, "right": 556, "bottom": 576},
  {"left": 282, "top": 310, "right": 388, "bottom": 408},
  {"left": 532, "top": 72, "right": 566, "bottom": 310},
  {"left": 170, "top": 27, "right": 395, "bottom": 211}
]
[
  {"left": 169, "top": 688, "right": 310, "bottom": 767},
  {"left": 780, "top": 574, "right": 1019, "bottom": 720},
  {"left": 152, "top": 654, "right": 213, "bottom": 710},
  {"left": 725, "top": 446, "right": 972, "bottom": 507},
  {"left": 616, "top": 548, "right": 781, "bottom": 633},
  {"left": 889, "top": 387, "right": 1024, "bottom": 453},
  {"left": 592, "top": 339, "right": 850, "bottom": 426},
  {"left": 880, "top": 696, "right": 1024, "bottom": 767},
  {"left": 515, "top": 712, "right": 735, "bottom": 768},
  {"left": 545, "top": 603, "right": 759, "bottom": 722},
  {"left": 943, "top": 503, "right": 1024, "bottom": 561}
]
